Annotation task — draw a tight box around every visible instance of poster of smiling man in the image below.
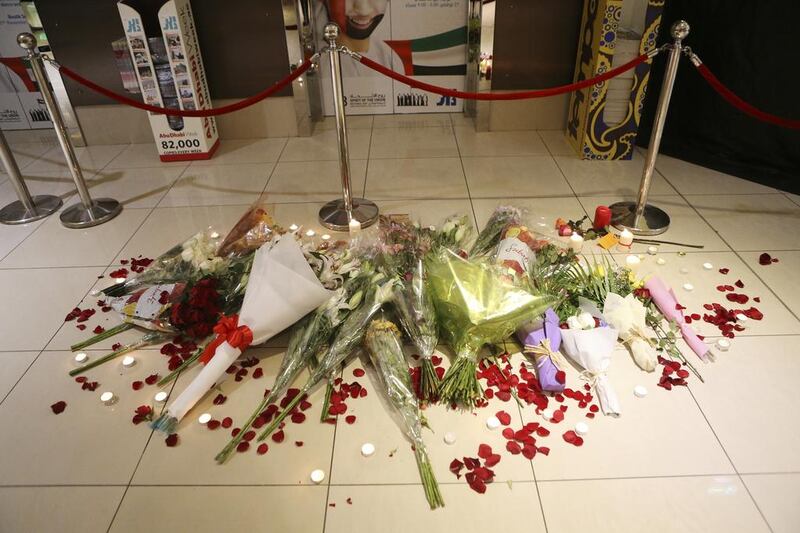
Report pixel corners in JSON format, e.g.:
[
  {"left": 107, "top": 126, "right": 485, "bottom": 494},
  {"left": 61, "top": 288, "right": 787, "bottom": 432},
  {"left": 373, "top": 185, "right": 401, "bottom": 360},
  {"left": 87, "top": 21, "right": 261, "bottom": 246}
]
[{"left": 315, "top": 0, "right": 467, "bottom": 115}]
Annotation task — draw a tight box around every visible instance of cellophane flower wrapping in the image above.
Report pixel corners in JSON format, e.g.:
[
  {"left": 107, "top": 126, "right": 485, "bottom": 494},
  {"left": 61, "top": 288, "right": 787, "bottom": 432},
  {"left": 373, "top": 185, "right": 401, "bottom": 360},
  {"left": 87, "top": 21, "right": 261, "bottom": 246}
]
[
  {"left": 257, "top": 273, "right": 398, "bottom": 441},
  {"left": 470, "top": 205, "right": 523, "bottom": 258},
  {"left": 215, "top": 203, "right": 276, "bottom": 258},
  {"left": 378, "top": 216, "right": 441, "bottom": 401},
  {"left": 154, "top": 236, "right": 331, "bottom": 432},
  {"left": 428, "top": 249, "right": 554, "bottom": 407},
  {"left": 603, "top": 292, "right": 657, "bottom": 372},
  {"left": 559, "top": 304, "right": 621, "bottom": 416},
  {"left": 102, "top": 227, "right": 224, "bottom": 298},
  {"left": 644, "top": 276, "right": 710, "bottom": 361},
  {"left": 364, "top": 319, "right": 443, "bottom": 509}
]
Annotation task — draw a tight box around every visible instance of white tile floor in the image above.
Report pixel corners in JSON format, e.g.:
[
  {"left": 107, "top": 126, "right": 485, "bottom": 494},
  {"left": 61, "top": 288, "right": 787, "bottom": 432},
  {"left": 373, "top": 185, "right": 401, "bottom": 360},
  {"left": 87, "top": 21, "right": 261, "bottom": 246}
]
[{"left": 0, "top": 118, "right": 798, "bottom": 533}]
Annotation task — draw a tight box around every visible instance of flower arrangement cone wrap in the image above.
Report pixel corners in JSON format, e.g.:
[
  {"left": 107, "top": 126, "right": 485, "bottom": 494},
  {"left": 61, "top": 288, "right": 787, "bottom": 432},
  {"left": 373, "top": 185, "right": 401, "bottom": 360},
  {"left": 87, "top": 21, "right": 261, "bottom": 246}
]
[{"left": 152, "top": 237, "right": 331, "bottom": 433}]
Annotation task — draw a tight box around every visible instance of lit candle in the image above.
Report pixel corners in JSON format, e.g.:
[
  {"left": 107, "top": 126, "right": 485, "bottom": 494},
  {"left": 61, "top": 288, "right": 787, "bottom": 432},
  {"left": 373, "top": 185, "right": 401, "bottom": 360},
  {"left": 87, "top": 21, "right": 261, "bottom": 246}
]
[
  {"left": 542, "top": 408, "right": 554, "bottom": 420},
  {"left": 656, "top": 258, "right": 667, "bottom": 265},
  {"left": 647, "top": 246, "right": 658, "bottom": 255},
  {"left": 122, "top": 355, "right": 136, "bottom": 368},
  {"left": 349, "top": 218, "right": 361, "bottom": 235},
  {"left": 625, "top": 255, "right": 641, "bottom": 270},
  {"left": 443, "top": 432, "right": 457, "bottom": 445},
  {"left": 74, "top": 352, "right": 88, "bottom": 364},
  {"left": 360, "top": 443, "right": 376, "bottom": 457},
  {"left": 321, "top": 234, "right": 331, "bottom": 241},
  {"left": 198, "top": 413, "right": 212, "bottom": 424},
  {"left": 569, "top": 232, "right": 584, "bottom": 253},
  {"left": 485, "top": 416, "right": 500, "bottom": 430},
  {"left": 716, "top": 339, "right": 731, "bottom": 351},
  {"left": 683, "top": 283, "right": 694, "bottom": 292},
  {"left": 703, "top": 262, "right": 714, "bottom": 270},
  {"left": 115, "top": 277, "right": 126, "bottom": 284},
  {"left": 305, "top": 229, "right": 316, "bottom": 238},
  {"left": 289, "top": 224, "right": 299, "bottom": 232},
  {"left": 310, "top": 469, "right": 326, "bottom": 484},
  {"left": 154, "top": 391, "right": 168, "bottom": 403},
  {"left": 619, "top": 228, "right": 634, "bottom": 247},
  {"left": 100, "top": 391, "right": 116, "bottom": 405}
]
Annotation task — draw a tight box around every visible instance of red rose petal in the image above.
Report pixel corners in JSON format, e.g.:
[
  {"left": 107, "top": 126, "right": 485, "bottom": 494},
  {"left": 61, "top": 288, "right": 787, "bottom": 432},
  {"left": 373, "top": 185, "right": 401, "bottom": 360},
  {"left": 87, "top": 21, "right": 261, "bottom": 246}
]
[
  {"left": 719, "top": 268, "right": 729, "bottom": 275},
  {"left": 243, "top": 430, "right": 256, "bottom": 442},
  {"left": 252, "top": 367, "right": 264, "bottom": 379},
  {"left": 231, "top": 428, "right": 241, "bottom": 437},
  {"left": 735, "top": 279, "right": 744, "bottom": 289},
  {"left": 495, "top": 410, "right": 511, "bottom": 426},
  {"left": 477, "top": 444, "right": 492, "bottom": 459},
  {"left": 213, "top": 393, "right": 227, "bottom": 405},
  {"left": 551, "top": 409, "right": 565, "bottom": 423},
  {"left": 468, "top": 478, "right": 487, "bottom": 494},
  {"left": 521, "top": 444, "right": 537, "bottom": 460},
  {"left": 555, "top": 370, "right": 566, "bottom": 384},
  {"left": 359, "top": 388, "right": 368, "bottom": 398},
  {"left": 506, "top": 441, "right": 522, "bottom": 454},
  {"left": 449, "top": 459, "right": 464, "bottom": 478},
  {"left": 759, "top": 253, "right": 773, "bottom": 265},
  {"left": 295, "top": 441, "right": 304, "bottom": 447},
  {"left": 502, "top": 428, "right": 515, "bottom": 440},
  {"left": 431, "top": 355, "right": 443, "bottom": 366},
  {"left": 562, "top": 430, "right": 577, "bottom": 444},
  {"left": 50, "top": 400, "right": 67, "bottom": 414},
  {"left": 345, "top": 415, "right": 357, "bottom": 424},
  {"left": 92, "top": 325, "right": 105, "bottom": 335},
  {"left": 257, "top": 443, "right": 269, "bottom": 455},
  {"left": 144, "top": 374, "right": 158, "bottom": 385},
  {"left": 207, "top": 419, "right": 221, "bottom": 430},
  {"left": 221, "top": 417, "right": 233, "bottom": 429},
  {"left": 538, "top": 446, "right": 550, "bottom": 456},
  {"left": 236, "top": 441, "right": 250, "bottom": 453},
  {"left": 291, "top": 412, "right": 306, "bottom": 424},
  {"left": 484, "top": 453, "right": 501, "bottom": 467},
  {"left": 272, "top": 430, "right": 285, "bottom": 443},
  {"left": 165, "top": 433, "right": 179, "bottom": 447},
  {"left": 352, "top": 368, "right": 365, "bottom": 377}
]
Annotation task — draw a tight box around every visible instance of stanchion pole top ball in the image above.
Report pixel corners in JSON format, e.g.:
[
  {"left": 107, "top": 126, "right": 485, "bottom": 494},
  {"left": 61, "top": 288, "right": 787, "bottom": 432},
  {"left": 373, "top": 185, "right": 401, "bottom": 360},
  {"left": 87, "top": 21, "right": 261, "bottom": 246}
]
[
  {"left": 324, "top": 23, "right": 340, "bottom": 44},
  {"left": 671, "top": 20, "right": 690, "bottom": 41},
  {"left": 17, "top": 32, "right": 37, "bottom": 51}
]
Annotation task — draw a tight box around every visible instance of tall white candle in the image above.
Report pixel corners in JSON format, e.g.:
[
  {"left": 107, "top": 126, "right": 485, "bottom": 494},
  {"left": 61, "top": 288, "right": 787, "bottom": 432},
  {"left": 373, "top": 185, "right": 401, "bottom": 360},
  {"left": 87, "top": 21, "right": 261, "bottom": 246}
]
[{"left": 569, "top": 232, "right": 584, "bottom": 253}]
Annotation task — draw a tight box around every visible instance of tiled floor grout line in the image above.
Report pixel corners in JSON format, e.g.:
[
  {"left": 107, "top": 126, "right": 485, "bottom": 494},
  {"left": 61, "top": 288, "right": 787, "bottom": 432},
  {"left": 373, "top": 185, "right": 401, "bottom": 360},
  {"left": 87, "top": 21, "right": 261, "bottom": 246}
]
[
  {"left": 783, "top": 192, "right": 800, "bottom": 207},
  {"left": 657, "top": 174, "right": 800, "bottom": 325},
  {"left": 105, "top": 376, "right": 182, "bottom": 533},
  {"left": 320, "top": 368, "right": 345, "bottom": 533},
  {"left": 683, "top": 385, "right": 775, "bottom": 532}
]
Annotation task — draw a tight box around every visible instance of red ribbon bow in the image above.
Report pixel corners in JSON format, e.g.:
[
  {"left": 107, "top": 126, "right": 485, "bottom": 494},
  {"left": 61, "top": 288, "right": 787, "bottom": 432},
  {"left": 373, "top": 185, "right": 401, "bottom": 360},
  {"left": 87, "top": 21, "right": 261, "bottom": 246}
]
[{"left": 198, "top": 314, "right": 253, "bottom": 365}]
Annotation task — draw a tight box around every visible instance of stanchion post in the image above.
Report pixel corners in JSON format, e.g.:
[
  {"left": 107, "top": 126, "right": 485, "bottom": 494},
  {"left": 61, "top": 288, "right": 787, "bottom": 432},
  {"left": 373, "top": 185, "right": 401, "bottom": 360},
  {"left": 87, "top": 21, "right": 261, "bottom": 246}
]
[
  {"left": 0, "top": 127, "right": 62, "bottom": 224},
  {"left": 17, "top": 32, "right": 121, "bottom": 229},
  {"left": 610, "top": 20, "right": 690, "bottom": 236},
  {"left": 318, "top": 23, "right": 378, "bottom": 232}
]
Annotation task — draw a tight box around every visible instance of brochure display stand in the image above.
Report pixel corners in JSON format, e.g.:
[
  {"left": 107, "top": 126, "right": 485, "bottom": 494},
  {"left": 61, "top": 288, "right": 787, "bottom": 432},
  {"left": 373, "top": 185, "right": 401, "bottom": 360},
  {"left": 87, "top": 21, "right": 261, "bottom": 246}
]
[
  {"left": 565, "top": 0, "right": 664, "bottom": 160},
  {"left": 118, "top": 0, "right": 218, "bottom": 161}
]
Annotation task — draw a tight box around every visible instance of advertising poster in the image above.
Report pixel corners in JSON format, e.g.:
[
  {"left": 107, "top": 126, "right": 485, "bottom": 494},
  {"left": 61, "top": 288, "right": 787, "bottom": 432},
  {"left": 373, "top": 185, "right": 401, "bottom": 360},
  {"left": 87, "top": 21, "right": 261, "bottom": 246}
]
[
  {"left": 315, "top": 0, "right": 468, "bottom": 115},
  {"left": 0, "top": 0, "right": 51, "bottom": 130}
]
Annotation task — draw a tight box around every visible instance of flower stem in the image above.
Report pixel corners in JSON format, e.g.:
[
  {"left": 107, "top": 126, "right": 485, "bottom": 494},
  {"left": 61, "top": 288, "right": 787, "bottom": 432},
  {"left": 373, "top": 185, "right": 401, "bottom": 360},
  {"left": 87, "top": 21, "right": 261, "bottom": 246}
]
[
  {"left": 156, "top": 341, "right": 209, "bottom": 388},
  {"left": 415, "top": 447, "right": 444, "bottom": 509},
  {"left": 319, "top": 379, "right": 334, "bottom": 423},
  {"left": 70, "top": 322, "right": 133, "bottom": 352},
  {"left": 216, "top": 394, "right": 272, "bottom": 464},
  {"left": 256, "top": 387, "right": 306, "bottom": 442},
  {"left": 418, "top": 357, "right": 440, "bottom": 404},
  {"left": 438, "top": 357, "right": 482, "bottom": 409}
]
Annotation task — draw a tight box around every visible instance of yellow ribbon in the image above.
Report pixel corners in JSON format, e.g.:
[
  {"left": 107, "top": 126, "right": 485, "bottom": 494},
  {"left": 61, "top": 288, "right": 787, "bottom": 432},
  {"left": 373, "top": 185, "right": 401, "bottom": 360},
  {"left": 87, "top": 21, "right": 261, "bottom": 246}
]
[{"left": 523, "top": 338, "right": 569, "bottom": 370}]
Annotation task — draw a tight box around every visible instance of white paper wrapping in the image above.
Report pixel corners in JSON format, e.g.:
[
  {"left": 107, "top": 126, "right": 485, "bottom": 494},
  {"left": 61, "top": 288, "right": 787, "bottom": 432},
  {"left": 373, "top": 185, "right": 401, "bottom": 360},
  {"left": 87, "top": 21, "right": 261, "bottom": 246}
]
[
  {"left": 560, "top": 325, "right": 621, "bottom": 417},
  {"left": 164, "top": 237, "right": 331, "bottom": 423},
  {"left": 603, "top": 292, "right": 657, "bottom": 372}
]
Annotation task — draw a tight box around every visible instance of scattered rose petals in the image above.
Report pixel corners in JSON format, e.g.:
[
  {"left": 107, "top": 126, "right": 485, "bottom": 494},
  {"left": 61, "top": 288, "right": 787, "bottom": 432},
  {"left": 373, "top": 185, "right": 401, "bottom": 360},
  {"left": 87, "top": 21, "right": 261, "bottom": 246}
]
[
  {"left": 221, "top": 417, "right": 233, "bottom": 429},
  {"left": 345, "top": 415, "right": 357, "bottom": 425},
  {"left": 92, "top": 325, "right": 105, "bottom": 335},
  {"left": 272, "top": 430, "right": 285, "bottom": 443},
  {"left": 759, "top": 253, "right": 778, "bottom": 265},
  {"left": 145, "top": 374, "right": 159, "bottom": 385},
  {"left": 50, "top": 401, "right": 67, "bottom": 414},
  {"left": 450, "top": 459, "right": 465, "bottom": 478},
  {"left": 131, "top": 381, "right": 143, "bottom": 391},
  {"left": 207, "top": 419, "right": 221, "bottom": 430},
  {"left": 165, "top": 433, "right": 179, "bottom": 447},
  {"left": 719, "top": 268, "right": 729, "bottom": 274},
  {"left": 111, "top": 342, "right": 122, "bottom": 351},
  {"left": 495, "top": 410, "right": 511, "bottom": 426},
  {"left": 257, "top": 443, "right": 269, "bottom": 455},
  {"left": 212, "top": 393, "right": 227, "bottom": 405},
  {"left": 478, "top": 444, "right": 492, "bottom": 459},
  {"left": 353, "top": 368, "right": 365, "bottom": 377},
  {"left": 236, "top": 441, "right": 249, "bottom": 453},
  {"left": 253, "top": 368, "right": 264, "bottom": 379},
  {"left": 243, "top": 430, "right": 256, "bottom": 442},
  {"left": 295, "top": 441, "right": 304, "bottom": 447}
]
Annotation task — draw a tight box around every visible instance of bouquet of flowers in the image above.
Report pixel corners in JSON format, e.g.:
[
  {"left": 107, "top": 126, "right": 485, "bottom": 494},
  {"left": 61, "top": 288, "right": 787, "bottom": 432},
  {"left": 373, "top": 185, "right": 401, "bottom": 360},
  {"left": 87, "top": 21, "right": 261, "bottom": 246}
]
[
  {"left": 256, "top": 273, "right": 398, "bottom": 442},
  {"left": 428, "top": 249, "right": 554, "bottom": 408},
  {"left": 364, "top": 318, "right": 444, "bottom": 509},
  {"left": 519, "top": 308, "right": 568, "bottom": 392},
  {"left": 644, "top": 276, "right": 710, "bottom": 362},
  {"left": 470, "top": 205, "right": 522, "bottom": 258},
  {"left": 379, "top": 216, "right": 441, "bottom": 402},
  {"left": 152, "top": 236, "right": 332, "bottom": 434},
  {"left": 559, "top": 302, "right": 621, "bottom": 416},
  {"left": 603, "top": 292, "right": 658, "bottom": 372},
  {"left": 215, "top": 250, "right": 374, "bottom": 464}
]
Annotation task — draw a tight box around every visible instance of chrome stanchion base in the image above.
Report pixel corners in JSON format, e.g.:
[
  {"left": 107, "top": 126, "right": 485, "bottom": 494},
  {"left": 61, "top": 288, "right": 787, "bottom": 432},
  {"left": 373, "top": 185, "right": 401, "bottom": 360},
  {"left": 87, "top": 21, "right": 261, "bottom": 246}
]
[
  {"left": 0, "top": 194, "right": 63, "bottom": 225},
  {"left": 59, "top": 198, "right": 122, "bottom": 229},
  {"left": 610, "top": 201, "right": 670, "bottom": 236},
  {"left": 319, "top": 197, "right": 379, "bottom": 232}
]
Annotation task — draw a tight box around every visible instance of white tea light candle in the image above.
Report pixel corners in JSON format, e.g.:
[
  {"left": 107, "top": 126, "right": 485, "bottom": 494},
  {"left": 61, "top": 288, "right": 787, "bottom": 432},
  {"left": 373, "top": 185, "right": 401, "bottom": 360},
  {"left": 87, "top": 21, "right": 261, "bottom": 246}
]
[
  {"left": 703, "top": 262, "right": 714, "bottom": 270},
  {"left": 74, "top": 352, "right": 88, "bottom": 364},
  {"left": 121, "top": 355, "right": 136, "bottom": 368},
  {"left": 716, "top": 339, "right": 731, "bottom": 351},
  {"left": 619, "top": 228, "right": 634, "bottom": 246},
  {"left": 321, "top": 234, "right": 331, "bottom": 241},
  {"left": 154, "top": 391, "right": 168, "bottom": 403},
  {"left": 310, "top": 469, "right": 325, "bottom": 484},
  {"left": 625, "top": 255, "right": 641, "bottom": 269},
  {"left": 485, "top": 416, "right": 501, "bottom": 430},
  {"left": 443, "top": 432, "right": 456, "bottom": 445},
  {"left": 633, "top": 385, "right": 648, "bottom": 398},
  {"left": 288, "top": 224, "right": 299, "bottom": 232},
  {"left": 100, "top": 391, "right": 115, "bottom": 405},
  {"left": 575, "top": 422, "right": 589, "bottom": 436},
  {"left": 360, "top": 443, "right": 376, "bottom": 457},
  {"left": 197, "top": 413, "right": 212, "bottom": 424},
  {"left": 305, "top": 229, "right": 316, "bottom": 238}
]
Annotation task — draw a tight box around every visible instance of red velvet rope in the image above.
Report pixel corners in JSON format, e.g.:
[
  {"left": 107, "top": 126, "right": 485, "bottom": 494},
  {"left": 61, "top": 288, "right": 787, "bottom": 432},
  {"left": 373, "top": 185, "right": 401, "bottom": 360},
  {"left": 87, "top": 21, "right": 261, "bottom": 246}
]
[
  {"left": 694, "top": 63, "right": 800, "bottom": 130},
  {"left": 358, "top": 53, "right": 651, "bottom": 100},
  {"left": 58, "top": 59, "right": 312, "bottom": 118}
]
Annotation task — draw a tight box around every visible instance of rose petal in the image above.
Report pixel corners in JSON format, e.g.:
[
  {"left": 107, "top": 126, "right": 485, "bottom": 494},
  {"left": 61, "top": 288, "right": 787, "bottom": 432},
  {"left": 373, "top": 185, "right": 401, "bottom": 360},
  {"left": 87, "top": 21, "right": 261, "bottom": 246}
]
[
  {"left": 145, "top": 374, "right": 159, "bottom": 385},
  {"left": 131, "top": 381, "right": 143, "bottom": 391},
  {"left": 221, "top": 417, "right": 233, "bottom": 429},
  {"left": 477, "top": 443, "right": 492, "bottom": 459},
  {"left": 495, "top": 410, "right": 511, "bottom": 426},
  {"left": 165, "top": 433, "right": 179, "bottom": 447},
  {"left": 484, "top": 453, "right": 501, "bottom": 467},
  {"left": 353, "top": 368, "right": 365, "bottom": 377},
  {"left": 345, "top": 415, "right": 357, "bottom": 424},
  {"left": 236, "top": 441, "right": 250, "bottom": 453},
  {"left": 505, "top": 441, "right": 522, "bottom": 454},
  {"left": 272, "top": 430, "right": 285, "bottom": 443},
  {"left": 50, "top": 400, "right": 67, "bottom": 414},
  {"left": 291, "top": 412, "right": 306, "bottom": 424},
  {"left": 257, "top": 443, "right": 269, "bottom": 455}
]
